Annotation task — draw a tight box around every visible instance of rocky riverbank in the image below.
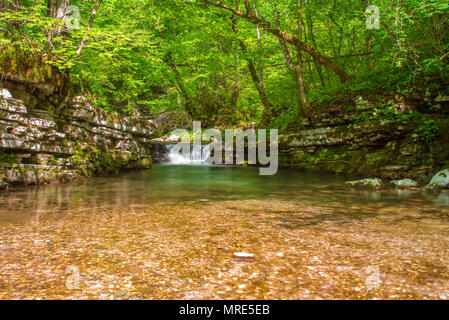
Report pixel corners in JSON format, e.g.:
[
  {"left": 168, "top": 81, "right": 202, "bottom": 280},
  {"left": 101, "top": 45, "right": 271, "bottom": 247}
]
[
  {"left": 0, "top": 87, "right": 154, "bottom": 190},
  {"left": 279, "top": 94, "right": 449, "bottom": 186},
  {"left": 3, "top": 77, "right": 449, "bottom": 192}
]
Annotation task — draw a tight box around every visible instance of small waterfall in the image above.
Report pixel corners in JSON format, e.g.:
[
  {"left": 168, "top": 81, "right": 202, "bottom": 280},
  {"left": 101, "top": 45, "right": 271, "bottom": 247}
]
[{"left": 166, "top": 144, "right": 211, "bottom": 164}]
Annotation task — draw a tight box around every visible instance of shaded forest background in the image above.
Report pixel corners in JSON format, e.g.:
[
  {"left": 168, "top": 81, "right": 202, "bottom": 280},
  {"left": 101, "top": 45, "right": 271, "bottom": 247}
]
[{"left": 1, "top": 0, "right": 448, "bottom": 131}]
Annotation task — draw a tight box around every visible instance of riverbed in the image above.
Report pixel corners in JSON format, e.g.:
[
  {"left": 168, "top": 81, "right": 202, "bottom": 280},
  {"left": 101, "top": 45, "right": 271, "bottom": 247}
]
[{"left": 0, "top": 165, "right": 448, "bottom": 299}]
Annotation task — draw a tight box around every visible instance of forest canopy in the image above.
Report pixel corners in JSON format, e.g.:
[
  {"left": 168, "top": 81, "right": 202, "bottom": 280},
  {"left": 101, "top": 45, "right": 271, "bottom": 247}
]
[{"left": 1, "top": 0, "right": 448, "bottom": 129}]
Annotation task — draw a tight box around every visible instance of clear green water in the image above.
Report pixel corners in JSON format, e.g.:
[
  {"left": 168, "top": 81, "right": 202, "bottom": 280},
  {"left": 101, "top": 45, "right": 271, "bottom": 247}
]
[
  {"left": 1, "top": 164, "right": 448, "bottom": 223},
  {"left": 1, "top": 165, "right": 449, "bottom": 299}
]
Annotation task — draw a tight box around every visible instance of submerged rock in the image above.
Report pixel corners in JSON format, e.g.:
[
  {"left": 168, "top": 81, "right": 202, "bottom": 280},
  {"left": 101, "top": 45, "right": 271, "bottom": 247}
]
[
  {"left": 233, "top": 252, "right": 255, "bottom": 262},
  {"left": 345, "top": 178, "right": 383, "bottom": 190},
  {"left": 424, "top": 169, "right": 449, "bottom": 192},
  {"left": 390, "top": 179, "right": 418, "bottom": 190},
  {"left": 434, "top": 192, "right": 449, "bottom": 205},
  {"left": 114, "top": 290, "right": 128, "bottom": 298}
]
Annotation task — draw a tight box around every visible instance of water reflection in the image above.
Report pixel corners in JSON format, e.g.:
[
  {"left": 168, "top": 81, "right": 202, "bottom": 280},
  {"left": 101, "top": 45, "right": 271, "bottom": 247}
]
[
  {"left": 1, "top": 165, "right": 448, "bottom": 223},
  {"left": 0, "top": 165, "right": 449, "bottom": 299},
  {"left": 434, "top": 192, "right": 449, "bottom": 205}
]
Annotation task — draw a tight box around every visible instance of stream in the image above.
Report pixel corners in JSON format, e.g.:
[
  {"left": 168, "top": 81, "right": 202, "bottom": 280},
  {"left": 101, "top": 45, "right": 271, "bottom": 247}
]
[{"left": 0, "top": 164, "right": 449, "bottom": 299}]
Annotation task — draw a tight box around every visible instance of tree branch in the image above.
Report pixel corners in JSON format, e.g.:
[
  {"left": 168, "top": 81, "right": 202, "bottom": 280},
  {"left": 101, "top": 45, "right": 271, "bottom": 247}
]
[
  {"left": 76, "top": 0, "right": 103, "bottom": 57},
  {"left": 203, "top": 0, "right": 350, "bottom": 82}
]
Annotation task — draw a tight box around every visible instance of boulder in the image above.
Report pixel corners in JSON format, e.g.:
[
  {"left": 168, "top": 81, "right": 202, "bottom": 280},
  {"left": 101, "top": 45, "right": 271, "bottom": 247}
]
[
  {"left": 429, "top": 169, "right": 449, "bottom": 187},
  {"left": 345, "top": 178, "right": 383, "bottom": 190},
  {"left": 390, "top": 179, "right": 418, "bottom": 190},
  {"left": 424, "top": 169, "right": 449, "bottom": 192}
]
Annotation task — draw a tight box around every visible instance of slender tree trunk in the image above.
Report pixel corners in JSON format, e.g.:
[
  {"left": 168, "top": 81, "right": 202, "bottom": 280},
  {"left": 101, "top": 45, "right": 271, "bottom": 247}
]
[
  {"left": 296, "top": 0, "right": 310, "bottom": 116},
  {"left": 46, "top": 0, "right": 69, "bottom": 42},
  {"left": 366, "top": 29, "right": 374, "bottom": 70},
  {"left": 233, "top": 47, "right": 241, "bottom": 108},
  {"left": 1, "top": 0, "right": 20, "bottom": 11},
  {"left": 76, "top": 0, "right": 103, "bottom": 57},
  {"left": 204, "top": 0, "right": 350, "bottom": 82},
  {"left": 165, "top": 52, "right": 196, "bottom": 118},
  {"left": 304, "top": 0, "right": 325, "bottom": 87},
  {"left": 273, "top": 0, "right": 313, "bottom": 113},
  {"left": 272, "top": 2, "right": 297, "bottom": 82},
  {"left": 231, "top": 18, "right": 273, "bottom": 124},
  {"left": 47, "top": 0, "right": 69, "bottom": 19},
  {"left": 1, "top": 0, "right": 21, "bottom": 33},
  {"left": 252, "top": 2, "right": 264, "bottom": 90}
]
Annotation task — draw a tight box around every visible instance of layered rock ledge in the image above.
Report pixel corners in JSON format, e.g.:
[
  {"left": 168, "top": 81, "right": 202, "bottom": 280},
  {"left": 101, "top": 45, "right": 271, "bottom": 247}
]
[
  {"left": 0, "top": 91, "right": 154, "bottom": 189},
  {"left": 279, "top": 97, "right": 449, "bottom": 184}
]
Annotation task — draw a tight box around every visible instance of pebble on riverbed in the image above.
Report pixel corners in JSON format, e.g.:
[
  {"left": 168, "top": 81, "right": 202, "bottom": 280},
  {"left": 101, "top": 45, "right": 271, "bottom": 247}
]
[
  {"left": 233, "top": 252, "right": 255, "bottom": 262},
  {"left": 113, "top": 290, "right": 128, "bottom": 299}
]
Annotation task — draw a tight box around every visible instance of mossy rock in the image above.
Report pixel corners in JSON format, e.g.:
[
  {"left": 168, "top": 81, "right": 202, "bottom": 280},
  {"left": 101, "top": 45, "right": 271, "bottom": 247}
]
[{"left": 345, "top": 178, "right": 384, "bottom": 190}]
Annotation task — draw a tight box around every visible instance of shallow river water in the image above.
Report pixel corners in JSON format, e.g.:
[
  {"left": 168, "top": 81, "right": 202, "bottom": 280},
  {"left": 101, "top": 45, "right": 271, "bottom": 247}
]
[{"left": 0, "top": 165, "right": 449, "bottom": 299}]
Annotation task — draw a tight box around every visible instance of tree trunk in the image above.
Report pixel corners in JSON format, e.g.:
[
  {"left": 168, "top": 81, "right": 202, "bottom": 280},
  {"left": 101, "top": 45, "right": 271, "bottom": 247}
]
[
  {"left": 304, "top": 0, "right": 325, "bottom": 87},
  {"left": 1, "top": 0, "right": 20, "bottom": 11},
  {"left": 76, "top": 0, "right": 103, "bottom": 57},
  {"left": 204, "top": 0, "right": 350, "bottom": 82},
  {"left": 252, "top": 2, "right": 264, "bottom": 90},
  {"left": 47, "top": 0, "right": 69, "bottom": 42},
  {"left": 165, "top": 52, "right": 196, "bottom": 118},
  {"left": 47, "top": 0, "right": 69, "bottom": 19},
  {"left": 366, "top": 29, "right": 374, "bottom": 70},
  {"left": 272, "top": 2, "right": 297, "bottom": 82},
  {"left": 296, "top": 0, "right": 310, "bottom": 116},
  {"left": 231, "top": 18, "right": 273, "bottom": 124}
]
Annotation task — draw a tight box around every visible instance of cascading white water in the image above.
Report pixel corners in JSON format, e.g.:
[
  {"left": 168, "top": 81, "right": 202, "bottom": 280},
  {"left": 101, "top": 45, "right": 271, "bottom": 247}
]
[{"left": 166, "top": 144, "right": 212, "bottom": 164}]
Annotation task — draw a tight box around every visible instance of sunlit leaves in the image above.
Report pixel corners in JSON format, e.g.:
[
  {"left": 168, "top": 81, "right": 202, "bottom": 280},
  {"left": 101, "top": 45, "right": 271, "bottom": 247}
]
[{"left": 1, "top": 0, "right": 448, "bottom": 123}]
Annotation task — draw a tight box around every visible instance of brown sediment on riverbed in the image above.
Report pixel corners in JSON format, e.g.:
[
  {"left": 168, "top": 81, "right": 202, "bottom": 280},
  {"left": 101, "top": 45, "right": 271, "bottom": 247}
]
[{"left": 0, "top": 200, "right": 448, "bottom": 300}]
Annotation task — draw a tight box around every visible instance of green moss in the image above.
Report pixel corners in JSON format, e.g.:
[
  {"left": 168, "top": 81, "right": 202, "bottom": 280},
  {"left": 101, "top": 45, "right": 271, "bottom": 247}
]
[
  {"left": 436, "top": 118, "right": 449, "bottom": 134},
  {"left": 0, "top": 153, "right": 20, "bottom": 165},
  {"left": 364, "top": 149, "right": 394, "bottom": 169}
]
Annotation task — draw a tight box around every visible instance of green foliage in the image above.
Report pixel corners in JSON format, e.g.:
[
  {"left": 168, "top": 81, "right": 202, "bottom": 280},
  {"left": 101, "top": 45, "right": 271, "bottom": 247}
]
[
  {"left": 0, "top": 0, "right": 448, "bottom": 128},
  {"left": 0, "top": 152, "right": 18, "bottom": 164},
  {"left": 354, "top": 104, "right": 439, "bottom": 142}
]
